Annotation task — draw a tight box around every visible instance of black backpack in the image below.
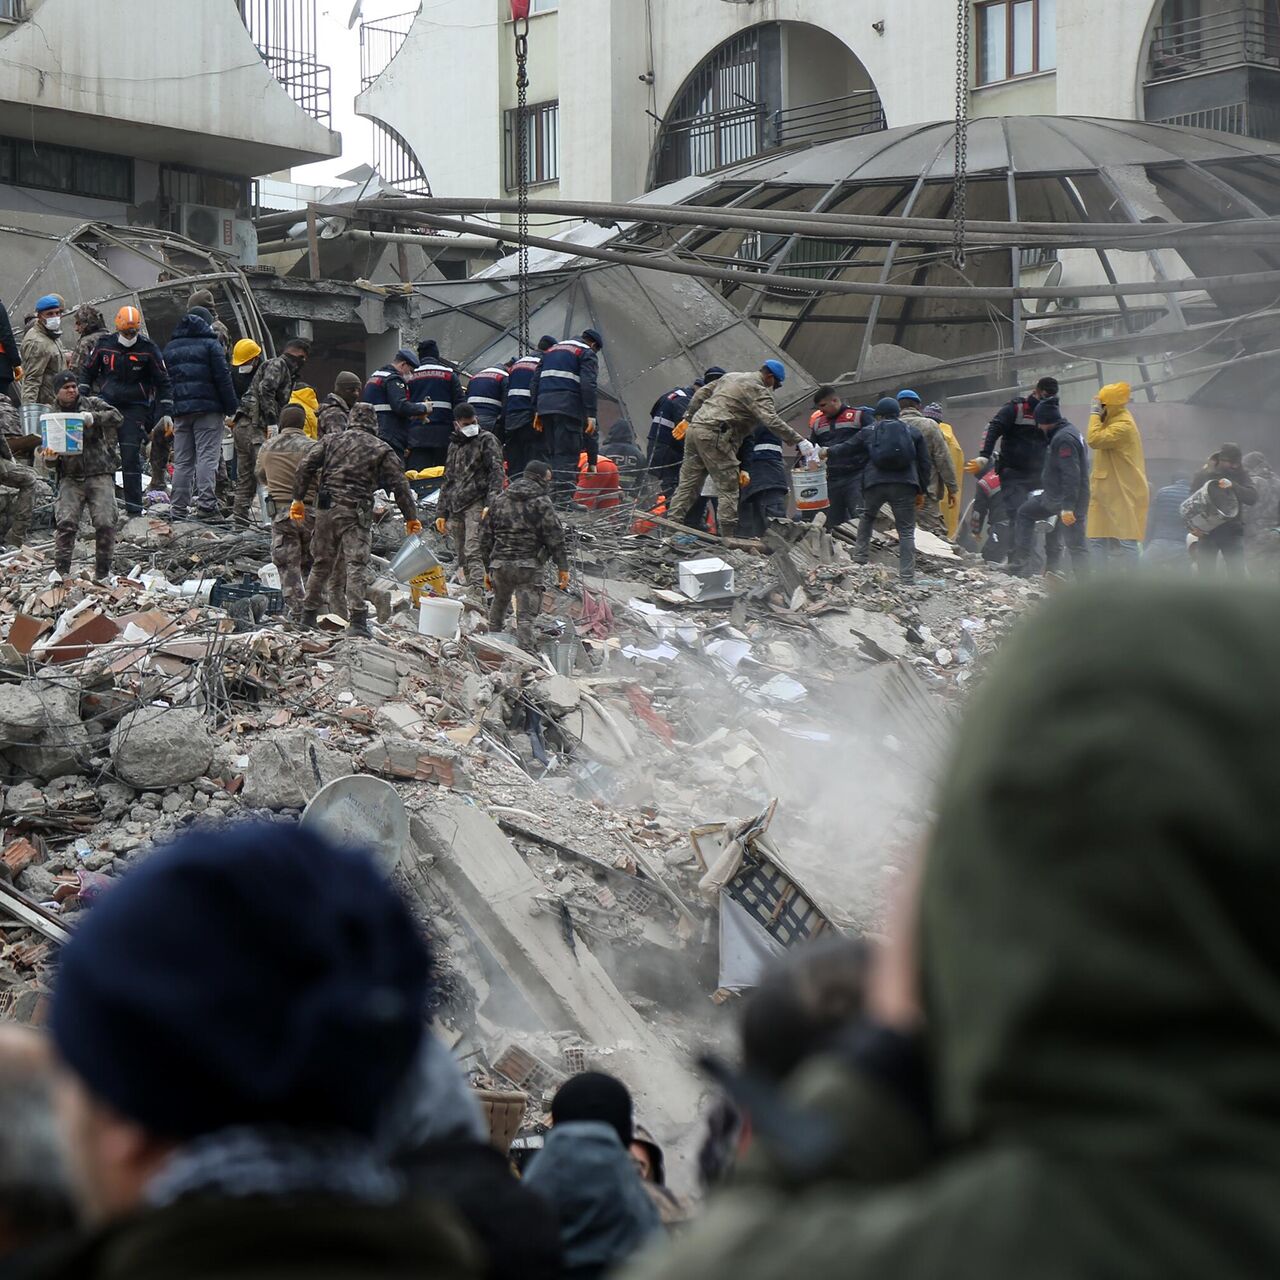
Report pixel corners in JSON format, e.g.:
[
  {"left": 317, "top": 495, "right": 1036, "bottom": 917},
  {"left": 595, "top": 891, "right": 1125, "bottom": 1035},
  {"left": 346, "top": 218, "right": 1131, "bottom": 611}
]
[{"left": 869, "top": 418, "right": 914, "bottom": 471}]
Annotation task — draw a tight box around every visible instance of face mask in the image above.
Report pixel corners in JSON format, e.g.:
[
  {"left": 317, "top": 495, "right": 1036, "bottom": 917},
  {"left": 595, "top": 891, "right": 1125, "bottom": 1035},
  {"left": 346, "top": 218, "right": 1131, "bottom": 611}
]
[
  {"left": 240, "top": 362, "right": 257, "bottom": 377},
  {"left": 118, "top": 333, "right": 138, "bottom": 348},
  {"left": 460, "top": 423, "right": 479, "bottom": 438},
  {"left": 44, "top": 316, "right": 61, "bottom": 334}
]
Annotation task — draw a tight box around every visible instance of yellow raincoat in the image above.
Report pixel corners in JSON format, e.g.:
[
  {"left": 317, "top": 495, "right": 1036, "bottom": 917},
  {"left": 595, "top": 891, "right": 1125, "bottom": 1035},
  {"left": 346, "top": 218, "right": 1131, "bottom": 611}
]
[
  {"left": 935, "top": 418, "right": 966, "bottom": 540},
  {"left": 1086, "top": 383, "right": 1148, "bottom": 541},
  {"left": 290, "top": 386, "right": 320, "bottom": 440}
]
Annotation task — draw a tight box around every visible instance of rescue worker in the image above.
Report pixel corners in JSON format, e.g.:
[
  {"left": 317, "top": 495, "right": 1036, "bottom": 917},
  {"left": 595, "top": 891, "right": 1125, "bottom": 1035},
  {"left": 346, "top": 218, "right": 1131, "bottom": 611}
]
[
  {"left": 187, "top": 288, "right": 232, "bottom": 358},
  {"left": 1008, "top": 400, "right": 1089, "bottom": 579},
  {"left": 1143, "top": 473, "right": 1192, "bottom": 568},
  {"left": 0, "top": 399, "right": 36, "bottom": 546},
  {"left": 230, "top": 339, "right": 262, "bottom": 401},
  {"left": 897, "top": 391, "right": 958, "bottom": 533},
  {"left": 966, "top": 375, "right": 1058, "bottom": 562},
  {"left": 504, "top": 335, "right": 555, "bottom": 478},
  {"left": 839, "top": 396, "right": 931, "bottom": 584},
  {"left": 602, "top": 420, "right": 646, "bottom": 497},
  {"left": 809, "top": 386, "right": 869, "bottom": 528},
  {"left": 1190, "top": 443, "right": 1256, "bottom": 575},
  {"left": 923, "top": 401, "right": 966, "bottom": 540},
  {"left": 668, "top": 362, "right": 817, "bottom": 540},
  {"left": 480, "top": 459, "right": 569, "bottom": 653},
  {"left": 20, "top": 295, "right": 65, "bottom": 408},
  {"left": 531, "top": 329, "right": 604, "bottom": 506},
  {"left": 466, "top": 361, "right": 509, "bottom": 440},
  {"left": 575, "top": 452, "right": 623, "bottom": 511},
  {"left": 407, "top": 339, "right": 465, "bottom": 481},
  {"left": 81, "top": 305, "right": 173, "bottom": 517},
  {"left": 255, "top": 403, "right": 318, "bottom": 618},
  {"left": 232, "top": 336, "right": 308, "bottom": 523},
  {"left": 292, "top": 402, "right": 420, "bottom": 638},
  {"left": 364, "top": 348, "right": 427, "bottom": 463},
  {"left": 631, "top": 1126, "right": 689, "bottom": 1229},
  {"left": 648, "top": 369, "right": 724, "bottom": 503},
  {"left": 736, "top": 423, "right": 790, "bottom": 538},
  {"left": 1086, "top": 382, "right": 1148, "bottom": 567},
  {"left": 289, "top": 384, "right": 320, "bottom": 440},
  {"left": 45, "top": 370, "right": 123, "bottom": 580},
  {"left": 68, "top": 304, "right": 109, "bottom": 379},
  {"left": 436, "top": 404, "right": 505, "bottom": 598},
  {"left": 317, "top": 372, "right": 361, "bottom": 437}
]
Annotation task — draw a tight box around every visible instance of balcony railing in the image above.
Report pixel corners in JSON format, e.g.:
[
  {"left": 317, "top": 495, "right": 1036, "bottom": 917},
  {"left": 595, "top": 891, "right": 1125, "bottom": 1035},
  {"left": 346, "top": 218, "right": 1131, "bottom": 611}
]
[
  {"left": 770, "top": 90, "right": 886, "bottom": 150},
  {"left": 1147, "top": 6, "right": 1280, "bottom": 83},
  {"left": 237, "top": 0, "right": 333, "bottom": 127},
  {"left": 361, "top": 10, "right": 418, "bottom": 91}
]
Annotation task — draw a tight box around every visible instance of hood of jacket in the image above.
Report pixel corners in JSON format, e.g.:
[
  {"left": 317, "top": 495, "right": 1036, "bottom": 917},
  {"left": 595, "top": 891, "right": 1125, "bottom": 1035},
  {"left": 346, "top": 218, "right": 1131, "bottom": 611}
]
[
  {"left": 605, "top": 419, "right": 636, "bottom": 446},
  {"left": 291, "top": 386, "right": 319, "bottom": 412},
  {"left": 1098, "top": 381, "right": 1131, "bottom": 411},
  {"left": 922, "top": 577, "right": 1280, "bottom": 1164},
  {"left": 349, "top": 403, "right": 379, "bottom": 434},
  {"left": 170, "top": 313, "right": 215, "bottom": 341},
  {"left": 506, "top": 475, "right": 551, "bottom": 504}
]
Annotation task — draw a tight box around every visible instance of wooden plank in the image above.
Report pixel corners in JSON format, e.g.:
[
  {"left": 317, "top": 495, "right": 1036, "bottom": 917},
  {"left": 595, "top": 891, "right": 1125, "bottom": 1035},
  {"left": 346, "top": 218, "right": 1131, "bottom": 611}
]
[{"left": 0, "top": 882, "right": 72, "bottom": 945}]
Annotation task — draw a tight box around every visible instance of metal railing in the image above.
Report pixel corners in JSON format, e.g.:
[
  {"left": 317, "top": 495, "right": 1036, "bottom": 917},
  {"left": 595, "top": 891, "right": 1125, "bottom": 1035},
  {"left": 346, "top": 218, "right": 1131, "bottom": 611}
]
[
  {"left": 1147, "top": 5, "right": 1280, "bottom": 82},
  {"left": 237, "top": 0, "right": 333, "bottom": 127},
  {"left": 372, "top": 121, "right": 431, "bottom": 196},
  {"left": 1154, "top": 98, "right": 1280, "bottom": 139},
  {"left": 360, "top": 10, "right": 418, "bottom": 91},
  {"left": 770, "top": 90, "right": 886, "bottom": 149}
]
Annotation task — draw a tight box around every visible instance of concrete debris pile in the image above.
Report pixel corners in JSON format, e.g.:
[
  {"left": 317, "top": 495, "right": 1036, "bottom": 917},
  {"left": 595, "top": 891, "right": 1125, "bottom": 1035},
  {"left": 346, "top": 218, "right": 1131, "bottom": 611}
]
[{"left": 0, "top": 509, "right": 1043, "bottom": 1174}]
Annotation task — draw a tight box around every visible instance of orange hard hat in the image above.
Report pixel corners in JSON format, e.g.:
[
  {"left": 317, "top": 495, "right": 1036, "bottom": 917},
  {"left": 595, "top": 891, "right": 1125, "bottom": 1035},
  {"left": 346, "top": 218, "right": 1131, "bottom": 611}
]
[{"left": 115, "top": 305, "right": 142, "bottom": 331}]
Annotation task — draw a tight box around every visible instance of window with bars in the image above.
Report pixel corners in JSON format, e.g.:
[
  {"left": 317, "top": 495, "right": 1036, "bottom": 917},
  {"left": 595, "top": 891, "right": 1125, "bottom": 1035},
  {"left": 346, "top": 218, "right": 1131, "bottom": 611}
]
[
  {"left": 504, "top": 99, "right": 560, "bottom": 189},
  {"left": 977, "top": 0, "right": 1056, "bottom": 85},
  {"left": 0, "top": 136, "right": 133, "bottom": 202}
]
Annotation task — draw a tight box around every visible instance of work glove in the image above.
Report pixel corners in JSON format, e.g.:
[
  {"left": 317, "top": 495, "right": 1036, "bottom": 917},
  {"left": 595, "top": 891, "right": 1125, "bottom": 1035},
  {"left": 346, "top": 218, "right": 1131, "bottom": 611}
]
[
  {"left": 13, "top": 366, "right": 20, "bottom": 381},
  {"left": 484, "top": 572, "right": 492, "bottom": 590},
  {"left": 533, "top": 415, "right": 544, "bottom": 434},
  {"left": 405, "top": 519, "right": 423, "bottom": 535},
  {"left": 964, "top": 456, "right": 987, "bottom": 475},
  {"left": 797, "top": 439, "right": 818, "bottom": 465},
  {"left": 946, "top": 485, "right": 958, "bottom": 500},
  {"left": 915, "top": 494, "right": 926, "bottom": 510},
  {"left": 739, "top": 471, "right": 750, "bottom": 489},
  {"left": 1090, "top": 400, "right": 1102, "bottom": 418},
  {"left": 672, "top": 419, "right": 688, "bottom": 442},
  {"left": 289, "top": 500, "right": 306, "bottom": 523},
  {"left": 585, "top": 418, "right": 596, "bottom": 436},
  {"left": 164, "top": 420, "right": 175, "bottom": 438},
  {"left": 1218, "top": 478, "right": 1233, "bottom": 489},
  {"left": 1061, "top": 510, "right": 1077, "bottom": 526},
  {"left": 435, "top": 517, "right": 447, "bottom": 534},
  {"left": 81, "top": 412, "right": 95, "bottom": 427},
  {"left": 558, "top": 569, "right": 571, "bottom": 590}
]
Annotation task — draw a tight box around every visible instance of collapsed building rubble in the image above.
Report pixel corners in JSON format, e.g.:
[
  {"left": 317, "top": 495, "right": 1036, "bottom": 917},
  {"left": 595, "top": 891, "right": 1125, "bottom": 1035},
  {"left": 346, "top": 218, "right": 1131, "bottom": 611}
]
[{"left": 0, "top": 498, "right": 1047, "bottom": 1180}]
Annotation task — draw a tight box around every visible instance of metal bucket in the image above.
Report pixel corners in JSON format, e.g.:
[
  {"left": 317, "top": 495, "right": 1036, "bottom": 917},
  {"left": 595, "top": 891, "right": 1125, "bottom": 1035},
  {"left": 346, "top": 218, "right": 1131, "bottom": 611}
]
[
  {"left": 791, "top": 464, "right": 829, "bottom": 513},
  {"left": 19, "top": 404, "right": 42, "bottom": 436},
  {"left": 1181, "top": 480, "right": 1239, "bottom": 535},
  {"left": 388, "top": 533, "right": 442, "bottom": 584}
]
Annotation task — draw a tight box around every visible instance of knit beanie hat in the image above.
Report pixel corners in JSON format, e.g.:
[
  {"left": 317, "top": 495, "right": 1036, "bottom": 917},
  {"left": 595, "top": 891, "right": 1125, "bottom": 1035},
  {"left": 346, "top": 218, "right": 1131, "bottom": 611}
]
[
  {"left": 550, "top": 1071, "right": 634, "bottom": 1147},
  {"left": 187, "top": 288, "right": 216, "bottom": 311},
  {"left": 279, "top": 404, "right": 307, "bottom": 431},
  {"left": 51, "top": 822, "right": 429, "bottom": 1140},
  {"left": 1034, "top": 400, "right": 1062, "bottom": 426}
]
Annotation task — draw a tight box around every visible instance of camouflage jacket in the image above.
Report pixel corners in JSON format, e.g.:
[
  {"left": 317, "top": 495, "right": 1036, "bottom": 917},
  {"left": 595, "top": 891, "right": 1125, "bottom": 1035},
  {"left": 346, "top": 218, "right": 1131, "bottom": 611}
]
[
  {"left": 0, "top": 396, "right": 18, "bottom": 451},
  {"left": 19, "top": 323, "right": 64, "bottom": 407},
  {"left": 688, "top": 371, "right": 805, "bottom": 452},
  {"left": 235, "top": 354, "right": 298, "bottom": 436},
  {"left": 211, "top": 318, "right": 231, "bottom": 359},
  {"left": 439, "top": 429, "right": 505, "bottom": 519},
  {"left": 292, "top": 406, "right": 417, "bottom": 521},
  {"left": 54, "top": 394, "right": 124, "bottom": 481},
  {"left": 317, "top": 392, "right": 351, "bottom": 438},
  {"left": 70, "top": 326, "right": 109, "bottom": 380},
  {"left": 479, "top": 475, "right": 567, "bottom": 571},
  {"left": 256, "top": 425, "right": 319, "bottom": 507}
]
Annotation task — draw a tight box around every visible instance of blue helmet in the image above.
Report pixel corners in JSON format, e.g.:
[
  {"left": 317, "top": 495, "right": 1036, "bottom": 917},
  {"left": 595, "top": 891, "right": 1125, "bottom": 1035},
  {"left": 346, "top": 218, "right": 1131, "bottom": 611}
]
[
  {"left": 35, "top": 294, "right": 62, "bottom": 313},
  {"left": 762, "top": 359, "right": 786, "bottom": 384},
  {"left": 896, "top": 389, "right": 921, "bottom": 403}
]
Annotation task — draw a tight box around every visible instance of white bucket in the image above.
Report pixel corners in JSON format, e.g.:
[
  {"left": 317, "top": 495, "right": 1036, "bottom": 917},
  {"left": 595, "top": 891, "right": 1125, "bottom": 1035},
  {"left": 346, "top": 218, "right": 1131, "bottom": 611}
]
[
  {"left": 791, "top": 464, "right": 829, "bottom": 512},
  {"left": 222, "top": 435, "right": 235, "bottom": 462},
  {"left": 418, "top": 596, "right": 464, "bottom": 639},
  {"left": 40, "top": 412, "right": 85, "bottom": 455}
]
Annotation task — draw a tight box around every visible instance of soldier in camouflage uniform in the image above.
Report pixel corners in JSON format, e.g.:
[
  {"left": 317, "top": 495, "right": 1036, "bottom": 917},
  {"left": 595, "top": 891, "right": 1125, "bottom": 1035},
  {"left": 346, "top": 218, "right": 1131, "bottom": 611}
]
[
  {"left": 437, "top": 405, "right": 505, "bottom": 598},
  {"left": 69, "top": 304, "right": 109, "bottom": 380},
  {"left": 479, "top": 459, "right": 569, "bottom": 652},
  {"left": 187, "top": 290, "right": 232, "bottom": 359},
  {"left": 45, "top": 371, "right": 123, "bottom": 579},
  {"left": 255, "top": 404, "right": 318, "bottom": 617},
  {"left": 318, "top": 372, "right": 362, "bottom": 437},
  {"left": 0, "top": 391, "right": 36, "bottom": 545},
  {"left": 232, "top": 337, "right": 308, "bottom": 522},
  {"left": 291, "top": 402, "right": 420, "bottom": 637}
]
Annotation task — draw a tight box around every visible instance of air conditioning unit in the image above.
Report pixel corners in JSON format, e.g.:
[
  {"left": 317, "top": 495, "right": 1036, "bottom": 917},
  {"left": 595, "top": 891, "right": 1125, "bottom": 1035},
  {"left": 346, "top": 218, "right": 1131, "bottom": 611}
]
[{"left": 179, "top": 204, "right": 238, "bottom": 252}]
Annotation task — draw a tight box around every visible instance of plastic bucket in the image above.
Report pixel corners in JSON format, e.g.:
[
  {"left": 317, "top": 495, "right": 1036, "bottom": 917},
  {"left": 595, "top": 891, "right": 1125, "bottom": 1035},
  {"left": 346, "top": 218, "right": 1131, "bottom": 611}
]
[
  {"left": 40, "top": 412, "right": 85, "bottom": 455},
  {"left": 418, "top": 596, "right": 464, "bottom": 639},
  {"left": 791, "top": 464, "right": 829, "bottom": 512},
  {"left": 389, "top": 533, "right": 441, "bottom": 584}
]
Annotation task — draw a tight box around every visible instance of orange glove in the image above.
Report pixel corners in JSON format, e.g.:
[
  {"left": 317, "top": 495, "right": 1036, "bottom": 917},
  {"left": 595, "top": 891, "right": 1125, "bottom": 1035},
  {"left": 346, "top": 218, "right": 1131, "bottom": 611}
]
[
  {"left": 405, "top": 519, "right": 423, "bottom": 535},
  {"left": 964, "top": 457, "right": 987, "bottom": 475},
  {"left": 558, "top": 569, "right": 570, "bottom": 590},
  {"left": 435, "top": 517, "right": 447, "bottom": 534},
  {"left": 672, "top": 420, "right": 688, "bottom": 442},
  {"left": 739, "top": 471, "right": 750, "bottom": 488},
  {"left": 585, "top": 418, "right": 596, "bottom": 436},
  {"left": 164, "top": 421, "right": 175, "bottom": 438},
  {"left": 288, "top": 500, "right": 306, "bottom": 523},
  {"left": 533, "top": 415, "right": 544, "bottom": 434},
  {"left": 484, "top": 572, "right": 492, "bottom": 590},
  {"left": 1060, "top": 511, "right": 1077, "bottom": 527},
  {"left": 915, "top": 494, "right": 926, "bottom": 510},
  {"left": 13, "top": 366, "right": 21, "bottom": 381}
]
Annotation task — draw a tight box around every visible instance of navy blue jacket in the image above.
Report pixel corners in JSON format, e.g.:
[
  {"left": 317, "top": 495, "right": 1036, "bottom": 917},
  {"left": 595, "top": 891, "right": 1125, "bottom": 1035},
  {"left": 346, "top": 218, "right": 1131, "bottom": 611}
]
[
  {"left": 407, "top": 358, "right": 464, "bottom": 449},
  {"left": 810, "top": 405, "right": 868, "bottom": 477},
  {"left": 647, "top": 385, "right": 693, "bottom": 465},
  {"left": 1148, "top": 478, "right": 1191, "bottom": 543},
  {"left": 981, "top": 393, "right": 1051, "bottom": 479},
  {"left": 161, "top": 314, "right": 237, "bottom": 417},
  {"left": 467, "top": 365, "right": 508, "bottom": 436},
  {"left": 1039, "top": 420, "right": 1090, "bottom": 515},
  {"left": 739, "top": 424, "right": 789, "bottom": 500},
  {"left": 505, "top": 353, "right": 541, "bottom": 432},
  {"left": 532, "top": 340, "right": 598, "bottom": 422},
  {"left": 829, "top": 417, "right": 931, "bottom": 493},
  {"left": 81, "top": 334, "right": 174, "bottom": 415}
]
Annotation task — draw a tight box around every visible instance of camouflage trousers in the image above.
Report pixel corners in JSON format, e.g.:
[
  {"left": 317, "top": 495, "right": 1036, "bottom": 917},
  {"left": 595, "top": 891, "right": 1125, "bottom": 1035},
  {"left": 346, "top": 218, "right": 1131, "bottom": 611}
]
[
  {"left": 0, "top": 456, "right": 37, "bottom": 545},
  {"left": 54, "top": 475, "right": 116, "bottom": 574},
  {"left": 232, "top": 421, "right": 265, "bottom": 520},
  {"left": 668, "top": 423, "right": 743, "bottom": 536},
  {"left": 303, "top": 506, "right": 371, "bottom": 618},
  {"left": 488, "top": 563, "right": 545, "bottom": 653},
  {"left": 270, "top": 512, "right": 312, "bottom": 613},
  {"left": 449, "top": 501, "right": 488, "bottom": 594}
]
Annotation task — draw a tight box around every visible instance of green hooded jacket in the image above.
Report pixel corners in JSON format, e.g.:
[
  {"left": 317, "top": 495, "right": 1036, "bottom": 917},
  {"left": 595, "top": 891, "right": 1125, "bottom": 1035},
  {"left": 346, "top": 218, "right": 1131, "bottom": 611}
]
[{"left": 627, "top": 578, "right": 1280, "bottom": 1280}]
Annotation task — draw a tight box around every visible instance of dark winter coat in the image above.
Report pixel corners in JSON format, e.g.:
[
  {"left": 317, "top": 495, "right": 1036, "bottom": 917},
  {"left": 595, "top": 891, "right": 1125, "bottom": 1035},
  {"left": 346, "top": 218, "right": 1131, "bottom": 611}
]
[
  {"left": 602, "top": 420, "right": 645, "bottom": 493},
  {"left": 828, "top": 417, "right": 932, "bottom": 493},
  {"left": 1038, "top": 420, "right": 1089, "bottom": 515},
  {"left": 162, "top": 314, "right": 237, "bottom": 417},
  {"left": 82, "top": 335, "right": 174, "bottom": 415},
  {"left": 292, "top": 406, "right": 417, "bottom": 520},
  {"left": 234, "top": 353, "right": 299, "bottom": 437},
  {"left": 1192, "top": 459, "right": 1257, "bottom": 532},
  {"left": 317, "top": 392, "right": 352, "bottom": 437},
  {"left": 439, "top": 429, "right": 505, "bottom": 518},
  {"left": 1147, "top": 478, "right": 1191, "bottom": 543},
  {"left": 479, "top": 475, "right": 567, "bottom": 571},
  {"left": 739, "top": 424, "right": 789, "bottom": 500},
  {"left": 531, "top": 340, "right": 598, "bottom": 422},
  {"left": 981, "top": 394, "right": 1051, "bottom": 479}
]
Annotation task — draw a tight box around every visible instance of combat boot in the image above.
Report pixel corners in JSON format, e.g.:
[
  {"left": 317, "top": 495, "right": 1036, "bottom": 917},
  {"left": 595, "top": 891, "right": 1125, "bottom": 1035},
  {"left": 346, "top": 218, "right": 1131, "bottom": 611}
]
[
  {"left": 93, "top": 559, "right": 113, "bottom": 584},
  {"left": 346, "top": 608, "right": 372, "bottom": 639},
  {"left": 299, "top": 607, "right": 319, "bottom": 628}
]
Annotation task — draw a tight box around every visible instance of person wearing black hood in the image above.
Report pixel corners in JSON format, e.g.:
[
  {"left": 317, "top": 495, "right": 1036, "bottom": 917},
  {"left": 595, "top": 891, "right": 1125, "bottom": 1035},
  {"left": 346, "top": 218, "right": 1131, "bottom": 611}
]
[{"left": 602, "top": 419, "right": 645, "bottom": 496}]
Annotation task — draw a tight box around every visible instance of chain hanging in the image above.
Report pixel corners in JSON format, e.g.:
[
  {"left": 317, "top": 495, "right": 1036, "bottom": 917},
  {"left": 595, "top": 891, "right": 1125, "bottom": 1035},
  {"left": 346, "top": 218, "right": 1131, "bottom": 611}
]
[
  {"left": 514, "top": 16, "right": 531, "bottom": 353},
  {"left": 952, "top": 0, "right": 970, "bottom": 271}
]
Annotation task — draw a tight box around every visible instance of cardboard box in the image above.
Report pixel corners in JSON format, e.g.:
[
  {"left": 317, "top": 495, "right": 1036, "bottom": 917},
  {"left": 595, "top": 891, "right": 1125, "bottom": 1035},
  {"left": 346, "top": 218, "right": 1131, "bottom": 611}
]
[{"left": 678, "top": 557, "right": 735, "bottom": 602}]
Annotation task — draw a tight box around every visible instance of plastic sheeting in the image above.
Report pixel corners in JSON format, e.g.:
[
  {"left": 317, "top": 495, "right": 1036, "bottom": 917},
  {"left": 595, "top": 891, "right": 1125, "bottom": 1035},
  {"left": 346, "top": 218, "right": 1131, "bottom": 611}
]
[{"left": 717, "top": 891, "right": 787, "bottom": 993}]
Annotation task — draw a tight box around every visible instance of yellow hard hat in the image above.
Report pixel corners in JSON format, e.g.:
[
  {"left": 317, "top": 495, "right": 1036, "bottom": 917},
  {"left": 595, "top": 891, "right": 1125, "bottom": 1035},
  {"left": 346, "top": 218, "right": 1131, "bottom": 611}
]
[{"left": 232, "top": 338, "right": 262, "bottom": 367}]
